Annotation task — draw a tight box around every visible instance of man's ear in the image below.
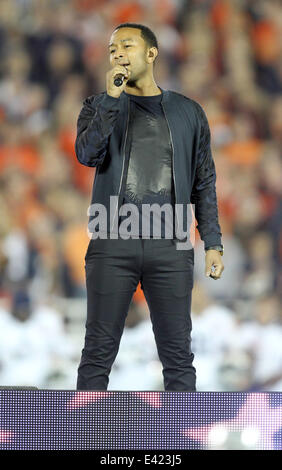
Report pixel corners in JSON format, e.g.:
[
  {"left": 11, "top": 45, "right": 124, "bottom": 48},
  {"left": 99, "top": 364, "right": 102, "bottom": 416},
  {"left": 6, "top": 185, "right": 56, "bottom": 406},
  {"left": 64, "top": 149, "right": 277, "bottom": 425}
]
[{"left": 148, "top": 47, "right": 158, "bottom": 64}]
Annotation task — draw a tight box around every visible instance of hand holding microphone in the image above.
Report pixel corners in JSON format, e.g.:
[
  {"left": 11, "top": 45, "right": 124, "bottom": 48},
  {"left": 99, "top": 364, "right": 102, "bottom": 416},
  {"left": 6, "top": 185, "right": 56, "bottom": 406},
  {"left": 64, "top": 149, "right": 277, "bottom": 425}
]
[{"left": 106, "top": 64, "right": 130, "bottom": 98}]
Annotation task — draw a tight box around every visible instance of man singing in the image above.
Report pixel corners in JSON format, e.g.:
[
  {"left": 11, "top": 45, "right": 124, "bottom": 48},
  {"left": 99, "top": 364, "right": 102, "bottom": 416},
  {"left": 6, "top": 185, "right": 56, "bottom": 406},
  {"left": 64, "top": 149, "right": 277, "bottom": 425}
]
[{"left": 75, "top": 23, "right": 224, "bottom": 391}]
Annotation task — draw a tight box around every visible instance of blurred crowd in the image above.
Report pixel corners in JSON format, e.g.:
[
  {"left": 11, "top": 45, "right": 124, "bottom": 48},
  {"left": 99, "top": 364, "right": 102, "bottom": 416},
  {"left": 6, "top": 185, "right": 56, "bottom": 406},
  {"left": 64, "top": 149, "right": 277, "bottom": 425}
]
[{"left": 0, "top": 0, "right": 281, "bottom": 391}]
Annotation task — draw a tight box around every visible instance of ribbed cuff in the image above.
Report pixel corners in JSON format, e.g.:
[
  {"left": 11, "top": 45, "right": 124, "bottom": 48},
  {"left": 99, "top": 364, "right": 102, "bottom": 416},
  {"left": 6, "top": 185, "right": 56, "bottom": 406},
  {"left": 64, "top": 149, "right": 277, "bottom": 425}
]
[
  {"left": 93, "top": 93, "right": 121, "bottom": 114},
  {"left": 105, "top": 93, "right": 121, "bottom": 102},
  {"left": 203, "top": 233, "right": 222, "bottom": 250}
]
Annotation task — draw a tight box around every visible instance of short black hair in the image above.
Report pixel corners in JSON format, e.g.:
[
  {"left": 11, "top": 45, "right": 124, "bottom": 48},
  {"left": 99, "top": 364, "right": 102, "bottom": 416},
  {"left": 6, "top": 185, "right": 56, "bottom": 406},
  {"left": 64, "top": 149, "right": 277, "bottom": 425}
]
[{"left": 113, "top": 22, "right": 159, "bottom": 52}]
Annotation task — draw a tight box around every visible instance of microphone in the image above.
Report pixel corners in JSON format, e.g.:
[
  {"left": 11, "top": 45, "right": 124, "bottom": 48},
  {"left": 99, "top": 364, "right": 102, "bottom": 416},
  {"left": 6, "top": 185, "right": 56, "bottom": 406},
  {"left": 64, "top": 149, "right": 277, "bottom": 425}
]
[
  {"left": 114, "top": 74, "right": 125, "bottom": 87},
  {"left": 114, "top": 66, "right": 128, "bottom": 87}
]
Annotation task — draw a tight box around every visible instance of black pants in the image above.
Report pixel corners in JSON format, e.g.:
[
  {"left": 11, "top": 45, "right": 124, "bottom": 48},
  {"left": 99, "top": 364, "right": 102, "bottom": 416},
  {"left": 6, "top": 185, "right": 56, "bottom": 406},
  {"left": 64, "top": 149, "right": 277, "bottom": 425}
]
[{"left": 76, "top": 237, "right": 196, "bottom": 391}]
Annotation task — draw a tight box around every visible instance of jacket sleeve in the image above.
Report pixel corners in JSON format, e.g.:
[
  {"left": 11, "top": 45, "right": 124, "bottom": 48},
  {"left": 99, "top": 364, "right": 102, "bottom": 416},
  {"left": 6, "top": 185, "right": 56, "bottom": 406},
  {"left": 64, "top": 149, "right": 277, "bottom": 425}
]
[
  {"left": 190, "top": 102, "right": 222, "bottom": 249},
  {"left": 75, "top": 93, "right": 121, "bottom": 167}
]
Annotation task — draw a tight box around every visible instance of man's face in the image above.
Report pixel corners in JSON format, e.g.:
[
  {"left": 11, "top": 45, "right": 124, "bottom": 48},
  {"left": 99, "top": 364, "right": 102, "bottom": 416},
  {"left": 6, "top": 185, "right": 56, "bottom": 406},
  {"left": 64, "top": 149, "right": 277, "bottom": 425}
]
[{"left": 108, "top": 27, "right": 155, "bottom": 83}]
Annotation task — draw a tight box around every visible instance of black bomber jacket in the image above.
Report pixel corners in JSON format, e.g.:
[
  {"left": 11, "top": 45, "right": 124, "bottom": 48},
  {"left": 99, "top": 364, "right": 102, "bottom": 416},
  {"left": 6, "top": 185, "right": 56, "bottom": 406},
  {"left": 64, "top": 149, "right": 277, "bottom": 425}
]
[{"left": 74, "top": 86, "right": 223, "bottom": 248}]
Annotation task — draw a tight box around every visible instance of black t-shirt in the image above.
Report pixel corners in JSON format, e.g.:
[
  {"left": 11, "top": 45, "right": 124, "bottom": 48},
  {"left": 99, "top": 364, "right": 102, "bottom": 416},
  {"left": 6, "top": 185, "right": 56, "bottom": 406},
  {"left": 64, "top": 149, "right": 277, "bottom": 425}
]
[{"left": 118, "top": 90, "right": 176, "bottom": 238}]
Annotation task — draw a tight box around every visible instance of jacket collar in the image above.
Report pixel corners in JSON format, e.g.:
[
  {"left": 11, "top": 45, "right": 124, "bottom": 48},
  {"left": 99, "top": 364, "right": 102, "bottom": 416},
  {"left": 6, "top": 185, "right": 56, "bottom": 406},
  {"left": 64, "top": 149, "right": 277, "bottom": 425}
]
[{"left": 120, "top": 86, "right": 169, "bottom": 103}]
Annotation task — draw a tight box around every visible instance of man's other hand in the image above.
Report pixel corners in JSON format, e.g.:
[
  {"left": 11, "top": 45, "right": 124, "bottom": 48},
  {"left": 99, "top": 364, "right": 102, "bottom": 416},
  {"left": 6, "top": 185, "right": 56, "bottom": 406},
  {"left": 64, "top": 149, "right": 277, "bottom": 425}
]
[{"left": 205, "top": 250, "right": 224, "bottom": 280}]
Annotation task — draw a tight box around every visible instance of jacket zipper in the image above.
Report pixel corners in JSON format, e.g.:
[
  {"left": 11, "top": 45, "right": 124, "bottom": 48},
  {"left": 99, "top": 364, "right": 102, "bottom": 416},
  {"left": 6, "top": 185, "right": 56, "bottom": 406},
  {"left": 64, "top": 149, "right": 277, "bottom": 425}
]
[
  {"left": 93, "top": 164, "right": 99, "bottom": 190},
  {"left": 111, "top": 96, "right": 130, "bottom": 233},
  {"left": 161, "top": 102, "right": 179, "bottom": 237}
]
